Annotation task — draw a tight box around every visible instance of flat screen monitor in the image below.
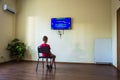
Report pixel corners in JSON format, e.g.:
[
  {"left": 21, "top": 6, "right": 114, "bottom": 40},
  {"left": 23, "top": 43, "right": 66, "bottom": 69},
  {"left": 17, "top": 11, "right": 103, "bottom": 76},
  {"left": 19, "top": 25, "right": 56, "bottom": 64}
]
[{"left": 51, "top": 17, "right": 71, "bottom": 30}]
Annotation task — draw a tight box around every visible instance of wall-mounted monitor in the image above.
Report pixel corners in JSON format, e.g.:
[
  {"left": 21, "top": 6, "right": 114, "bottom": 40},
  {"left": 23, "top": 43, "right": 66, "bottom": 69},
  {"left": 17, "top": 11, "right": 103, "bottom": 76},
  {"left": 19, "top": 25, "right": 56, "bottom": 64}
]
[{"left": 51, "top": 17, "right": 71, "bottom": 30}]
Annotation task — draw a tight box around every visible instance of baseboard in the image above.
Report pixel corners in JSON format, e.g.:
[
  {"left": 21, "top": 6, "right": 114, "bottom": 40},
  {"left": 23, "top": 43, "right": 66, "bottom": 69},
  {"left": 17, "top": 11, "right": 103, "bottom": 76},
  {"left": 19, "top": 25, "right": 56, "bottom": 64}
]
[
  {"left": 111, "top": 64, "right": 120, "bottom": 72},
  {"left": 95, "top": 62, "right": 112, "bottom": 65},
  {"left": 55, "top": 61, "right": 95, "bottom": 65},
  {"left": 0, "top": 60, "right": 14, "bottom": 64},
  {"left": 0, "top": 60, "right": 115, "bottom": 67}
]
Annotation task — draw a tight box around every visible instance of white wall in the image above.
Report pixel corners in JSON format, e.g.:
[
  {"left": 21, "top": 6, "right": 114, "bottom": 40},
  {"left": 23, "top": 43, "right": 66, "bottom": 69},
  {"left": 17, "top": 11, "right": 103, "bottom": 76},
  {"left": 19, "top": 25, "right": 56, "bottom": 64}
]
[
  {"left": 112, "top": 0, "right": 120, "bottom": 67},
  {"left": 16, "top": 0, "right": 112, "bottom": 63},
  {"left": 0, "top": 0, "right": 16, "bottom": 63}
]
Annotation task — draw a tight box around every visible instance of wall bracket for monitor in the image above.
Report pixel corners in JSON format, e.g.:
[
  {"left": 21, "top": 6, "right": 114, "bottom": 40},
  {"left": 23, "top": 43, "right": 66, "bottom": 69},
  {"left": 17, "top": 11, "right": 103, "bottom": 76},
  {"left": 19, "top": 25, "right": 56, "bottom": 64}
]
[{"left": 58, "top": 30, "right": 64, "bottom": 39}]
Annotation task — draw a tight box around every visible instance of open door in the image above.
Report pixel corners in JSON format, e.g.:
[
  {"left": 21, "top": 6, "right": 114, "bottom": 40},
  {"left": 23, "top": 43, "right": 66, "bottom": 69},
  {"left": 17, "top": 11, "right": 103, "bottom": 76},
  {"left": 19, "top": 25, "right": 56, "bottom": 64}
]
[{"left": 117, "top": 8, "right": 120, "bottom": 71}]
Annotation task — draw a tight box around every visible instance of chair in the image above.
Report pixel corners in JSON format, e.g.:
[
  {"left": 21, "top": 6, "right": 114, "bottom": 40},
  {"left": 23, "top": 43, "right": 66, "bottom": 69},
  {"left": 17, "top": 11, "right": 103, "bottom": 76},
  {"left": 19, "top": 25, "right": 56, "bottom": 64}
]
[{"left": 36, "top": 47, "right": 56, "bottom": 72}]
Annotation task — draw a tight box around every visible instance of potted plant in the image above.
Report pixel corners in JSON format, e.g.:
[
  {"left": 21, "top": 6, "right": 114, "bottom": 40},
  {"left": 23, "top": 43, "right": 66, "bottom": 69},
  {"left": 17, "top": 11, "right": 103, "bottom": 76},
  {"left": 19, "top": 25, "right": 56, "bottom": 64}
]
[{"left": 7, "top": 38, "right": 26, "bottom": 61}]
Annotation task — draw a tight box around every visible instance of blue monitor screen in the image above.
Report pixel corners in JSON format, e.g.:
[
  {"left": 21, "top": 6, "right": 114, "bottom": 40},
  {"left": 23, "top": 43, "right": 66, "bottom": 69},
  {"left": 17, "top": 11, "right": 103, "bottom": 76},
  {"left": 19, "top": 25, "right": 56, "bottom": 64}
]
[{"left": 51, "top": 17, "right": 71, "bottom": 30}]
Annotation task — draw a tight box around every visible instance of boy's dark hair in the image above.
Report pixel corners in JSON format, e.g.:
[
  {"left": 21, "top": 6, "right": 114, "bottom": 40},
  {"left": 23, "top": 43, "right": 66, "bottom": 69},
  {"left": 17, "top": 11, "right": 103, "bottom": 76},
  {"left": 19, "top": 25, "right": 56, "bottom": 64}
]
[{"left": 43, "top": 36, "right": 48, "bottom": 41}]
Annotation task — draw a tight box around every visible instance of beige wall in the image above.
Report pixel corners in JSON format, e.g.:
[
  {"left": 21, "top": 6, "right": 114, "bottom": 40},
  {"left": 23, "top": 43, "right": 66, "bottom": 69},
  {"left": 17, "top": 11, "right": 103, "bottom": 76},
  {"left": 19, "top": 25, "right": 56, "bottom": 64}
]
[
  {"left": 0, "top": 0, "right": 16, "bottom": 63},
  {"left": 112, "top": 0, "right": 120, "bottom": 67},
  {"left": 16, "top": 0, "right": 112, "bottom": 63}
]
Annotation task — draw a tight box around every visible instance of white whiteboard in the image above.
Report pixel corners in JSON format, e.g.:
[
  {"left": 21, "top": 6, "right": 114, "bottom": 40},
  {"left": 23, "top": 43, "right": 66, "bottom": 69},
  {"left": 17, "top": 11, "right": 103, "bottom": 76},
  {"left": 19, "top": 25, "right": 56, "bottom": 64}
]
[{"left": 94, "top": 38, "right": 112, "bottom": 64}]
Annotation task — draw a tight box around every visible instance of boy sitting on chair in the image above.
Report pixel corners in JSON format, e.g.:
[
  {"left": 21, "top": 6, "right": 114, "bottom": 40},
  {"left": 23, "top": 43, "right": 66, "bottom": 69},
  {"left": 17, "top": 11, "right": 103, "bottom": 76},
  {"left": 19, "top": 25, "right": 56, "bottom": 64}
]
[{"left": 39, "top": 36, "right": 56, "bottom": 70}]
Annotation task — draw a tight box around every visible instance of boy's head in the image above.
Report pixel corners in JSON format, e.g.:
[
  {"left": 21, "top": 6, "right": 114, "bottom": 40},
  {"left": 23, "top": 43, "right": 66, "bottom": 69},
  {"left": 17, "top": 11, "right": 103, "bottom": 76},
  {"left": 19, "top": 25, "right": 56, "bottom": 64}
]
[{"left": 43, "top": 36, "right": 48, "bottom": 43}]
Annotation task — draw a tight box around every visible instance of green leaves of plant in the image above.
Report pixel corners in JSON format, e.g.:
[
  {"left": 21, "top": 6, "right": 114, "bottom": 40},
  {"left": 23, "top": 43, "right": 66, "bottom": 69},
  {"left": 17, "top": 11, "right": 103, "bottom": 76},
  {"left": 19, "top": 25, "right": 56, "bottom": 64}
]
[{"left": 7, "top": 38, "right": 26, "bottom": 60}]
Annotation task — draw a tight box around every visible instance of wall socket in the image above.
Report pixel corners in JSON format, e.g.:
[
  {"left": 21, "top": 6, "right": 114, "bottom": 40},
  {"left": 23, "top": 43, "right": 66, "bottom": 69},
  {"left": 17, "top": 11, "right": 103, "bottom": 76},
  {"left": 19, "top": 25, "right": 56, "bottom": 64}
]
[
  {"left": 0, "top": 56, "right": 4, "bottom": 61},
  {"left": 0, "top": 56, "right": 4, "bottom": 59}
]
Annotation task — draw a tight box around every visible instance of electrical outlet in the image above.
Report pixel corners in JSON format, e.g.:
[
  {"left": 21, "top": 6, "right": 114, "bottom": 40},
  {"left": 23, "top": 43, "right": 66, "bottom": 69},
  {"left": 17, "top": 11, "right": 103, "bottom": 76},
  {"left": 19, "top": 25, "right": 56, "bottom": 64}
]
[
  {"left": 0, "top": 56, "right": 4, "bottom": 59},
  {"left": 0, "top": 56, "right": 6, "bottom": 63}
]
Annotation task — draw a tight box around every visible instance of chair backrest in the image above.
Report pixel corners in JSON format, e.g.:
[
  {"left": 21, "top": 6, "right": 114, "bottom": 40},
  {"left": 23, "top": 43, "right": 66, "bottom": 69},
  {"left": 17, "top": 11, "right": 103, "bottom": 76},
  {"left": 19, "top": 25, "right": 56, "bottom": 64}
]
[{"left": 38, "top": 47, "right": 50, "bottom": 53}]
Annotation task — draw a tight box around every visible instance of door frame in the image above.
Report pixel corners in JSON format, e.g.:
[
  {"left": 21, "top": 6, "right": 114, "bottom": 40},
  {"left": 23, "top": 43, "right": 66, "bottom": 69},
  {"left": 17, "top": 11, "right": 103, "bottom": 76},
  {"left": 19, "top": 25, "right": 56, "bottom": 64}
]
[{"left": 117, "top": 8, "right": 120, "bottom": 70}]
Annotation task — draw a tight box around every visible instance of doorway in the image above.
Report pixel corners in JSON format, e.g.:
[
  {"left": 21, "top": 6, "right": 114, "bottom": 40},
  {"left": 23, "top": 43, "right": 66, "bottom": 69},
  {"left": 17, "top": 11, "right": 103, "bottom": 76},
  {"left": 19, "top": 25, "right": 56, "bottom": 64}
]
[{"left": 117, "top": 8, "right": 120, "bottom": 70}]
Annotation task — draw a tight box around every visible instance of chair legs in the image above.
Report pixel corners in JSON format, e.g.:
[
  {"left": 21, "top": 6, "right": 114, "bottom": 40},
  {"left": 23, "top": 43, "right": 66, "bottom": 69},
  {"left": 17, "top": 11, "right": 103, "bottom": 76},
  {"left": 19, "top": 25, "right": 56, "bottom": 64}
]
[
  {"left": 54, "top": 61, "right": 56, "bottom": 69},
  {"left": 42, "top": 58, "right": 44, "bottom": 69},
  {"left": 36, "top": 58, "right": 56, "bottom": 72},
  {"left": 50, "top": 58, "right": 56, "bottom": 69},
  {"left": 36, "top": 58, "right": 40, "bottom": 72}
]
